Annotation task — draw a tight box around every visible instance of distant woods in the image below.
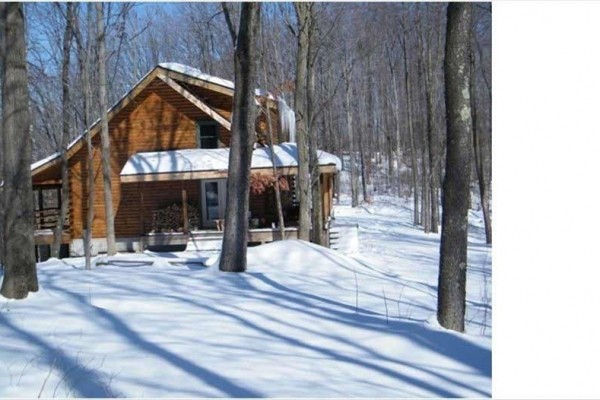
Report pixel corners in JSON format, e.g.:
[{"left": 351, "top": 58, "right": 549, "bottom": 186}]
[{"left": 22, "top": 2, "right": 491, "bottom": 238}]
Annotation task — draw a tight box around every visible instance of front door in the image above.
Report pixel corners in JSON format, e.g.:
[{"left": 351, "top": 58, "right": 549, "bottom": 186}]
[{"left": 201, "top": 179, "right": 227, "bottom": 229}]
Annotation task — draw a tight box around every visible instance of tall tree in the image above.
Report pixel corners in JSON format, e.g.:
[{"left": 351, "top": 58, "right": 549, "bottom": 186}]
[
  {"left": 219, "top": 2, "right": 261, "bottom": 273},
  {"left": 259, "top": 26, "right": 285, "bottom": 238},
  {"left": 294, "top": 2, "right": 313, "bottom": 241},
  {"left": 1, "top": 2, "right": 39, "bottom": 299},
  {"left": 398, "top": 18, "right": 420, "bottom": 226},
  {"left": 73, "top": 3, "right": 96, "bottom": 269},
  {"left": 306, "top": 4, "right": 325, "bottom": 245},
  {"left": 471, "top": 10, "right": 492, "bottom": 245},
  {"left": 0, "top": 2, "right": 4, "bottom": 269},
  {"left": 96, "top": 2, "right": 116, "bottom": 255},
  {"left": 437, "top": 2, "right": 473, "bottom": 333},
  {"left": 384, "top": 39, "right": 403, "bottom": 197},
  {"left": 51, "top": 2, "right": 74, "bottom": 258},
  {"left": 343, "top": 59, "right": 359, "bottom": 208},
  {"left": 416, "top": 6, "right": 436, "bottom": 234}
]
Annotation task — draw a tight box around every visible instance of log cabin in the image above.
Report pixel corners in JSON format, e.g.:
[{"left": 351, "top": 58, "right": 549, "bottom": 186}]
[{"left": 29, "top": 63, "right": 340, "bottom": 257}]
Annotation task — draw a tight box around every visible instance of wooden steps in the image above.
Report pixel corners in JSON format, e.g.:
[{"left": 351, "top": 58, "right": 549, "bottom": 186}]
[{"left": 329, "top": 223, "right": 359, "bottom": 253}]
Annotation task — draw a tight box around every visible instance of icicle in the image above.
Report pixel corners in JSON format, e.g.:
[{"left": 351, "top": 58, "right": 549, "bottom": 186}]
[{"left": 277, "top": 97, "right": 296, "bottom": 143}]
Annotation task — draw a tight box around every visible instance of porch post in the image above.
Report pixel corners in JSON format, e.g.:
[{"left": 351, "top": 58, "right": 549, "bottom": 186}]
[
  {"left": 182, "top": 188, "right": 189, "bottom": 234},
  {"left": 37, "top": 189, "right": 44, "bottom": 229},
  {"left": 57, "top": 186, "right": 62, "bottom": 210},
  {"left": 139, "top": 183, "right": 145, "bottom": 235}
]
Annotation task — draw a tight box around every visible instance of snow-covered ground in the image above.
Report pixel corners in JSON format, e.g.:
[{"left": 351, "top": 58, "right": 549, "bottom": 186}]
[{"left": 0, "top": 193, "right": 491, "bottom": 398}]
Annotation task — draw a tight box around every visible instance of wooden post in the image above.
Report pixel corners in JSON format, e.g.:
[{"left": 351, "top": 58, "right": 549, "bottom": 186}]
[
  {"left": 56, "top": 186, "right": 62, "bottom": 231},
  {"left": 182, "top": 188, "right": 188, "bottom": 234},
  {"left": 328, "top": 174, "right": 333, "bottom": 219},
  {"left": 37, "top": 189, "right": 44, "bottom": 230},
  {"left": 139, "top": 183, "right": 145, "bottom": 235},
  {"left": 321, "top": 173, "right": 328, "bottom": 225}
]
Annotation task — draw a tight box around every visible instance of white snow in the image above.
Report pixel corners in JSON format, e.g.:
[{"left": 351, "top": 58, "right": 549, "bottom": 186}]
[
  {"left": 121, "top": 142, "right": 342, "bottom": 177},
  {"left": 159, "top": 62, "right": 276, "bottom": 99},
  {"left": 159, "top": 62, "right": 235, "bottom": 91},
  {"left": 0, "top": 184, "right": 491, "bottom": 397},
  {"left": 30, "top": 152, "right": 62, "bottom": 171}
]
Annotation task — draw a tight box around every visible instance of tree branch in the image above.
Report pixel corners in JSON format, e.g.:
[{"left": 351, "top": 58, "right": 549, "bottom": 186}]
[{"left": 221, "top": 2, "right": 237, "bottom": 46}]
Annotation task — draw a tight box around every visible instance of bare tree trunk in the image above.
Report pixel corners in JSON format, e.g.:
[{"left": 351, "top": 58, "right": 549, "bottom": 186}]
[
  {"left": 85, "top": 5, "right": 95, "bottom": 268},
  {"left": 399, "top": 28, "right": 419, "bottom": 225},
  {"left": 307, "top": 9, "right": 324, "bottom": 246},
  {"left": 344, "top": 65, "right": 359, "bottom": 208},
  {"left": 1, "top": 3, "right": 38, "bottom": 299},
  {"left": 385, "top": 41, "right": 403, "bottom": 197},
  {"left": 52, "top": 2, "right": 74, "bottom": 258},
  {"left": 266, "top": 109, "right": 286, "bottom": 238},
  {"left": 219, "top": 2, "right": 261, "bottom": 272},
  {"left": 418, "top": 62, "right": 432, "bottom": 233},
  {"left": 359, "top": 126, "right": 368, "bottom": 202},
  {"left": 438, "top": 2, "right": 473, "bottom": 333},
  {"left": 430, "top": 10, "right": 445, "bottom": 234},
  {"left": 0, "top": 2, "right": 4, "bottom": 269},
  {"left": 325, "top": 67, "right": 341, "bottom": 203},
  {"left": 294, "top": 2, "right": 313, "bottom": 241},
  {"left": 259, "top": 25, "right": 285, "bottom": 237},
  {"left": 416, "top": 9, "right": 438, "bottom": 234},
  {"left": 420, "top": 142, "right": 431, "bottom": 232},
  {"left": 471, "top": 34, "right": 492, "bottom": 245},
  {"left": 74, "top": 3, "right": 96, "bottom": 269},
  {"left": 96, "top": 3, "right": 116, "bottom": 255}
]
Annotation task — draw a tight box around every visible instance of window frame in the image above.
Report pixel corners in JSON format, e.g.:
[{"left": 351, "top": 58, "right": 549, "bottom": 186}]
[{"left": 196, "top": 120, "right": 220, "bottom": 149}]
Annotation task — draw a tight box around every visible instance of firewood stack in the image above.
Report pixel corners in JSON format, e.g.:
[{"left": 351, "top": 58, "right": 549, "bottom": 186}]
[{"left": 151, "top": 203, "right": 200, "bottom": 233}]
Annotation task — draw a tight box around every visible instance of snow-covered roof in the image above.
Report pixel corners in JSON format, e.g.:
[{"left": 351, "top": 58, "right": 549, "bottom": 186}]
[
  {"left": 121, "top": 142, "right": 341, "bottom": 177},
  {"left": 159, "top": 62, "right": 276, "bottom": 100},
  {"left": 159, "top": 63, "right": 235, "bottom": 90}
]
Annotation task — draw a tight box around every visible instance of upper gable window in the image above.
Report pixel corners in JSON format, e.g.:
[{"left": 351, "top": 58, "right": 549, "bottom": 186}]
[{"left": 197, "top": 121, "right": 219, "bottom": 149}]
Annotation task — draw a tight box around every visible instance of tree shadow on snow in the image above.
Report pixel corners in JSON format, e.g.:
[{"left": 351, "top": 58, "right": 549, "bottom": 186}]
[
  {"left": 75, "top": 271, "right": 480, "bottom": 397},
  {"left": 34, "top": 251, "right": 490, "bottom": 397},
  {"left": 0, "top": 313, "right": 119, "bottom": 397},
  {"left": 41, "top": 278, "right": 262, "bottom": 398},
  {"left": 246, "top": 272, "right": 491, "bottom": 382}
]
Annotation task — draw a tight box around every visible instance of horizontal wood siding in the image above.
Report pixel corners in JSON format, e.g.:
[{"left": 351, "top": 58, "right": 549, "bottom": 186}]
[
  {"left": 322, "top": 173, "right": 334, "bottom": 224},
  {"left": 70, "top": 78, "right": 225, "bottom": 240},
  {"left": 125, "top": 180, "right": 200, "bottom": 236},
  {"left": 63, "top": 75, "right": 291, "bottom": 241}
]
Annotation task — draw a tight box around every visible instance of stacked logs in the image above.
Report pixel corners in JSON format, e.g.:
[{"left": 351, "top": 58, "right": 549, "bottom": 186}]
[{"left": 151, "top": 203, "right": 200, "bottom": 233}]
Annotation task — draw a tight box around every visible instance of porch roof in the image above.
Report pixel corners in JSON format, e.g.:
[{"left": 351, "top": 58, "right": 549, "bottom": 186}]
[{"left": 120, "top": 142, "right": 341, "bottom": 183}]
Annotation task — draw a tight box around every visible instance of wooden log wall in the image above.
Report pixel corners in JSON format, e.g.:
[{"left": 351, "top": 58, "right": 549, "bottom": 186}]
[
  {"left": 47, "top": 75, "right": 288, "bottom": 241},
  {"left": 321, "top": 173, "right": 334, "bottom": 225},
  {"left": 70, "top": 79, "right": 212, "bottom": 239}
]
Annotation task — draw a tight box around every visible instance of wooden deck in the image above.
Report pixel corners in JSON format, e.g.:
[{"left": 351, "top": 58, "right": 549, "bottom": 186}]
[
  {"left": 141, "top": 227, "right": 299, "bottom": 249},
  {"left": 34, "top": 229, "right": 70, "bottom": 246},
  {"left": 246, "top": 227, "right": 299, "bottom": 243}
]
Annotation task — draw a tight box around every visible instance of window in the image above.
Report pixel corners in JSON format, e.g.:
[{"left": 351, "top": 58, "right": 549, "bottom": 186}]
[{"left": 197, "top": 122, "right": 219, "bottom": 149}]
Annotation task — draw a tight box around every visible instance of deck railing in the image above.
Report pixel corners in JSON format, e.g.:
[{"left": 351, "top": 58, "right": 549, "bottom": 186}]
[{"left": 34, "top": 208, "right": 70, "bottom": 231}]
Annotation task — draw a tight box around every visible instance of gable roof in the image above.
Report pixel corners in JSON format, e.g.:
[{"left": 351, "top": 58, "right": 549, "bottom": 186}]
[{"left": 30, "top": 63, "right": 280, "bottom": 180}]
